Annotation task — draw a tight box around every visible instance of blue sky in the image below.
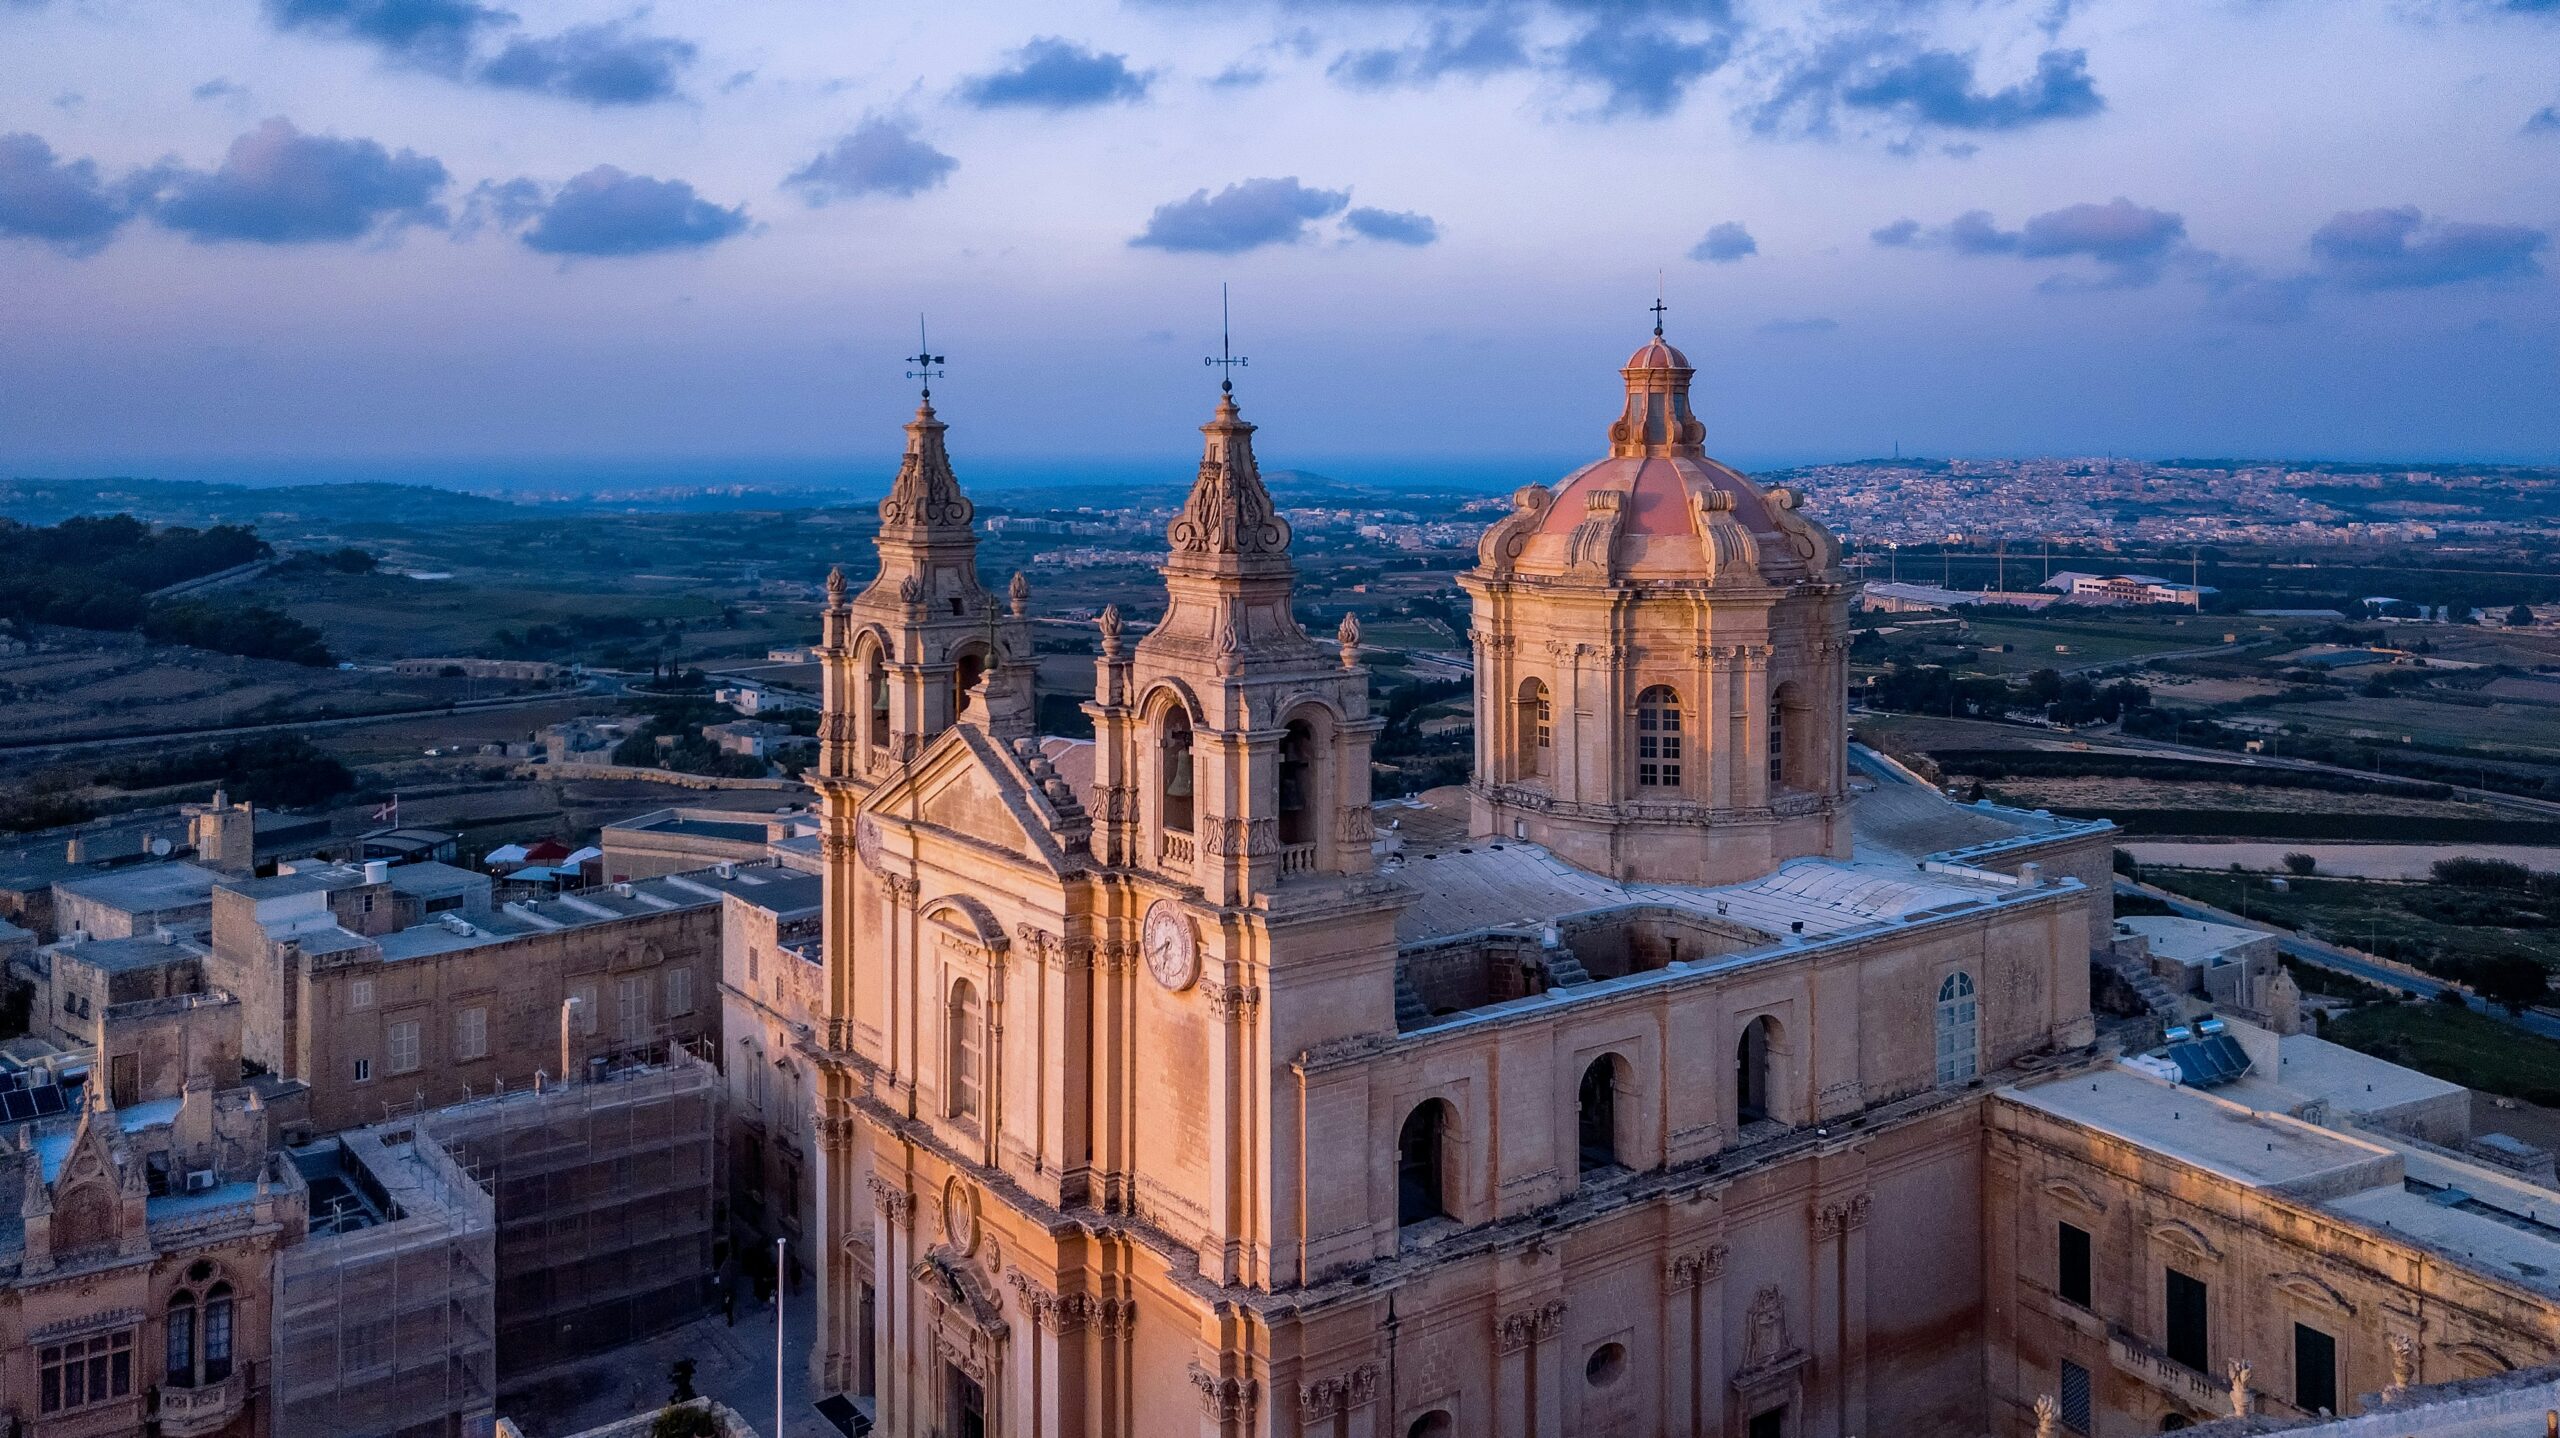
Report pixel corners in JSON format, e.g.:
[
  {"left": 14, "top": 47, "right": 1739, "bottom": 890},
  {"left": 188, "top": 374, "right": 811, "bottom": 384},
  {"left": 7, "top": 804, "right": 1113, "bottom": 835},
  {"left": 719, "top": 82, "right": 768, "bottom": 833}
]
[{"left": 2, "top": 0, "right": 2556, "bottom": 476}]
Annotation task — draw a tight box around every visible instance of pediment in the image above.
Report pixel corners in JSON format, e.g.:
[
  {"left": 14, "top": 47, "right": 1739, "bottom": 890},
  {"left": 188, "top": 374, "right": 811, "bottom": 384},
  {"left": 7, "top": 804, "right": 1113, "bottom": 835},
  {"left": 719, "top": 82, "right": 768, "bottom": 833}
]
[
  {"left": 2270, "top": 1271, "right": 2355, "bottom": 1315},
  {"left": 2145, "top": 1218, "right": 2222, "bottom": 1262},
  {"left": 868, "top": 725, "right": 1081, "bottom": 877}
]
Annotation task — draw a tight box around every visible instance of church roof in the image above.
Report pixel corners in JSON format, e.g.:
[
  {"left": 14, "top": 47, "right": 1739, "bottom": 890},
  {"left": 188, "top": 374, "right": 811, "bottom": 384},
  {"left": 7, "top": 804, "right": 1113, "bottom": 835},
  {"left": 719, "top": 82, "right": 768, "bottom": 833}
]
[{"left": 1531, "top": 454, "right": 1781, "bottom": 542}]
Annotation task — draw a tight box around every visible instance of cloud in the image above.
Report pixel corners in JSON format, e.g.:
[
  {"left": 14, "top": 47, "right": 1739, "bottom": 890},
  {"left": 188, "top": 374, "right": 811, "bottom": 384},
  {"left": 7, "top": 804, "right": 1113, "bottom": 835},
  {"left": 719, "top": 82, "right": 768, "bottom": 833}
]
[
  {"left": 1757, "top": 39, "right": 2100, "bottom": 139},
  {"left": 786, "top": 118, "right": 957, "bottom": 203},
  {"left": 480, "top": 165, "right": 749, "bottom": 257},
  {"left": 1756, "top": 316, "right": 1837, "bottom": 334},
  {"left": 262, "top": 0, "right": 507, "bottom": 71},
  {"left": 959, "top": 37, "right": 1151, "bottom": 110},
  {"left": 2523, "top": 105, "right": 2560, "bottom": 134},
  {"left": 143, "top": 118, "right": 447, "bottom": 244},
  {"left": 1689, "top": 220, "right": 1756, "bottom": 262},
  {"left": 1131, "top": 176, "right": 1348, "bottom": 253},
  {"left": 1880, "top": 198, "right": 2184, "bottom": 286},
  {"left": 1870, "top": 217, "right": 1921, "bottom": 247},
  {"left": 2308, "top": 206, "right": 2548, "bottom": 289},
  {"left": 1206, "top": 63, "right": 1269, "bottom": 90},
  {"left": 478, "top": 21, "right": 695, "bottom": 104},
  {"left": 0, "top": 132, "right": 135, "bottom": 255},
  {"left": 1329, "top": 15, "right": 1528, "bottom": 90},
  {"left": 1344, "top": 206, "right": 1438, "bottom": 245},
  {"left": 193, "top": 78, "right": 249, "bottom": 101},
  {"left": 1559, "top": 24, "right": 1729, "bottom": 116}
]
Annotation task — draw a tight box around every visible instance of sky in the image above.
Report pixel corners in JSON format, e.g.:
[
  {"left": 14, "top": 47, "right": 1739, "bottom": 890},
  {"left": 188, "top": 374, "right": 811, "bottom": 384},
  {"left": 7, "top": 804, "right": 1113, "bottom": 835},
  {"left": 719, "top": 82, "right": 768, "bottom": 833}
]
[{"left": 2, "top": 0, "right": 2557, "bottom": 483}]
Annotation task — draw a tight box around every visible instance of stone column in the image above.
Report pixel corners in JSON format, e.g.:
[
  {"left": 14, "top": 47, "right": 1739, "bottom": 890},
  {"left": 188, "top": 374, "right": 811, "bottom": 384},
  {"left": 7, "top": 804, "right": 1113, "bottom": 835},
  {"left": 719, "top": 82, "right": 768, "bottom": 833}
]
[
  {"left": 1811, "top": 1200, "right": 1844, "bottom": 1438},
  {"left": 1842, "top": 1196, "right": 1872, "bottom": 1437},
  {"left": 1665, "top": 1243, "right": 1730, "bottom": 1437},
  {"left": 869, "top": 1175, "right": 915, "bottom": 1433}
]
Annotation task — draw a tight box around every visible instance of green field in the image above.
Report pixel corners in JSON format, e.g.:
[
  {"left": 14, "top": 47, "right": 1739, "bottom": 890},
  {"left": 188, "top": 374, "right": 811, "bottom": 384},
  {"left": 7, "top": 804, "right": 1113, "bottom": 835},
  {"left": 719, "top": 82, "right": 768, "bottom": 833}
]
[
  {"left": 1953, "top": 613, "right": 2277, "bottom": 675},
  {"left": 2324, "top": 1002, "right": 2560, "bottom": 1104},
  {"left": 2245, "top": 696, "right": 2560, "bottom": 762},
  {"left": 2145, "top": 868, "right": 2560, "bottom": 972}
]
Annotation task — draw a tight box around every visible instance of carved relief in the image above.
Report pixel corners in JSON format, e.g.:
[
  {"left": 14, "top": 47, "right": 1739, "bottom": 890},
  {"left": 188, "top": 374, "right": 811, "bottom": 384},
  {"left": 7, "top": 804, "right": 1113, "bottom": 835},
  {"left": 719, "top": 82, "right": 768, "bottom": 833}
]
[
  {"left": 866, "top": 1176, "right": 913, "bottom": 1224},
  {"left": 1663, "top": 1242, "right": 1731, "bottom": 1292},
  {"left": 1188, "top": 1364, "right": 1261, "bottom": 1423},
  {"left": 1743, "top": 1285, "right": 1791, "bottom": 1370},
  {"left": 1494, "top": 1299, "right": 1568, "bottom": 1355},
  {"left": 1205, "top": 983, "right": 1261, "bottom": 1019},
  {"left": 1298, "top": 1363, "right": 1382, "bottom": 1419}
]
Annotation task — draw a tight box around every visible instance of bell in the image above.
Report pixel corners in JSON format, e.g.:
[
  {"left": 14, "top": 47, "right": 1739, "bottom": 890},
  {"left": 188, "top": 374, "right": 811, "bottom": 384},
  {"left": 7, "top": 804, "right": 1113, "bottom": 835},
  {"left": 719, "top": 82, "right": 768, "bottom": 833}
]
[{"left": 1165, "top": 752, "right": 1194, "bottom": 798}]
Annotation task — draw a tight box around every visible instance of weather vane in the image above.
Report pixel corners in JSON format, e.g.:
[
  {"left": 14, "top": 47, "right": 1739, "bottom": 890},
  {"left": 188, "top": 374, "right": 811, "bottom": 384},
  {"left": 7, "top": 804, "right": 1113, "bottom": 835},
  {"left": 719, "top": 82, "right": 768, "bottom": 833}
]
[
  {"left": 1203, "top": 282, "right": 1248, "bottom": 393},
  {"left": 906, "top": 316, "right": 945, "bottom": 400}
]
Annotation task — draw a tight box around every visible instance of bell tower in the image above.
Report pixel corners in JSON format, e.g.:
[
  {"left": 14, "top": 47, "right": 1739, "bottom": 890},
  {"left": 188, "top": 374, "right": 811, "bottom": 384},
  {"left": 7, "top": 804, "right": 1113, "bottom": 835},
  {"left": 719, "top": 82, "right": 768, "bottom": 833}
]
[
  {"left": 1088, "top": 379, "right": 1379, "bottom": 906},
  {"left": 821, "top": 391, "right": 1033, "bottom": 788}
]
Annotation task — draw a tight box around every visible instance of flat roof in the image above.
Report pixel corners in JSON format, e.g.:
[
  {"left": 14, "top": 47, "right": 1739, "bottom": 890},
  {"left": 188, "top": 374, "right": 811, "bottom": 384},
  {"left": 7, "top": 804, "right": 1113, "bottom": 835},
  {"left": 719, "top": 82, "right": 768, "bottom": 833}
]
[
  {"left": 387, "top": 861, "right": 486, "bottom": 896},
  {"left": 2329, "top": 1153, "right": 2560, "bottom": 1300},
  {"left": 2241, "top": 1032, "right": 2465, "bottom": 1118},
  {"left": 2005, "top": 1066, "right": 2401, "bottom": 1197},
  {"left": 219, "top": 868, "right": 362, "bottom": 900},
  {"left": 53, "top": 934, "right": 207, "bottom": 973},
  {"left": 724, "top": 871, "right": 824, "bottom": 917},
  {"left": 2117, "top": 915, "right": 2268, "bottom": 967},
  {"left": 55, "top": 861, "right": 222, "bottom": 915},
  {"left": 369, "top": 863, "right": 789, "bottom": 962}
]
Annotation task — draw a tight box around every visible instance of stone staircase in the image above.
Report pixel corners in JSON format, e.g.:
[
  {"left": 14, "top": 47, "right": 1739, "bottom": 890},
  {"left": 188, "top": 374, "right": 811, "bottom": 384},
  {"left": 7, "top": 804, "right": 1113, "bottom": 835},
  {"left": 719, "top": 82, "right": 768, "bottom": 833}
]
[{"left": 1394, "top": 973, "right": 1433, "bottom": 1031}]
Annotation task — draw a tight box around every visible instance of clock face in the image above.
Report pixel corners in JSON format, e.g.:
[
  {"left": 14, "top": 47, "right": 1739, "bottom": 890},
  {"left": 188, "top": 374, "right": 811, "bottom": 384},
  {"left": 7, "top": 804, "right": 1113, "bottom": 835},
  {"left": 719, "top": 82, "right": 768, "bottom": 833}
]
[
  {"left": 853, "top": 814, "right": 883, "bottom": 875},
  {"left": 1142, "top": 900, "right": 1198, "bottom": 991}
]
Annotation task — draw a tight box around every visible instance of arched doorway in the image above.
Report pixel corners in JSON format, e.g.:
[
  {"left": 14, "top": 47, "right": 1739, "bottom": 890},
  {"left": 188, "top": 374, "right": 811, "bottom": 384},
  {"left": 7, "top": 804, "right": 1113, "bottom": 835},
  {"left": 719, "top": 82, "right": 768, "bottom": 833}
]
[
  {"left": 1397, "top": 1100, "right": 1453, "bottom": 1226},
  {"left": 1736, "top": 1016, "right": 1777, "bottom": 1125},
  {"left": 1578, "top": 1055, "right": 1623, "bottom": 1173}
]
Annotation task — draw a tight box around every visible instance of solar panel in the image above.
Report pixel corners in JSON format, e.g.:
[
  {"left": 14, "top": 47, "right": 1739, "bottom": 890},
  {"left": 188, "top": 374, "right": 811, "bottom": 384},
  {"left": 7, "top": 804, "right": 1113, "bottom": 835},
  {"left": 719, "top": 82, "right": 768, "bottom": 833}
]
[
  {"left": 0, "top": 1090, "right": 32, "bottom": 1121},
  {"left": 2163, "top": 1033, "right": 2252, "bottom": 1088},
  {"left": 29, "top": 1085, "right": 65, "bottom": 1116}
]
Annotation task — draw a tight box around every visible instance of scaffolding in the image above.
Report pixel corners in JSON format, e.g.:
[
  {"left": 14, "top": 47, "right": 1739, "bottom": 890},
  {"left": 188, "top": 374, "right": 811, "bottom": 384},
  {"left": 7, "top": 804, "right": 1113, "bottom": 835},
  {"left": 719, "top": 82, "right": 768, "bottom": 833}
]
[
  {"left": 274, "top": 1123, "right": 499, "bottom": 1438},
  {"left": 422, "top": 1051, "right": 723, "bottom": 1379}
]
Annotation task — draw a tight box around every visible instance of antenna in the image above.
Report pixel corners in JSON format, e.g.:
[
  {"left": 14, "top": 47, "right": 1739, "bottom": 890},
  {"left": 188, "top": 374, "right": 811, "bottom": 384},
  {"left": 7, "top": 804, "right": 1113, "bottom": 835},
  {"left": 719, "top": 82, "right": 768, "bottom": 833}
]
[
  {"left": 905, "top": 316, "right": 945, "bottom": 400},
  {"left": 1204, "top": 282, "right": 1248, "bottom": 393}
]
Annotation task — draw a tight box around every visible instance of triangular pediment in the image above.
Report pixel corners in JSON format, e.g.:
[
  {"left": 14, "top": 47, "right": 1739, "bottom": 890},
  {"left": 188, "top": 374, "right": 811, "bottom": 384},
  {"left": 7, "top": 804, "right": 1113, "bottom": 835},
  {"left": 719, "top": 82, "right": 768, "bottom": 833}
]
[{"left": 867, "top": 724, "right": 1086, "bottom": 877}]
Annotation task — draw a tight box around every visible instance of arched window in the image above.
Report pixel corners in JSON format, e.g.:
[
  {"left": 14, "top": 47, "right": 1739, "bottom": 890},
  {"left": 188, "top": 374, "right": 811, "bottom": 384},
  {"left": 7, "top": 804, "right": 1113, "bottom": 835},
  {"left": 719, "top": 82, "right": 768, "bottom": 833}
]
[
  {"left": 1277, "top": 720, "right": 1315, "bottom": 846},
  {"left": 952, "top": 648, "right": 987, "bottom": 720},
  {"left": 1736, "top": 1016, "right": 1776, "bottom": 1125},
  {"left": 1160, "top": 710, "right": 1195, "bottom": 835},
  {"left": 202, "top": 1283, "right": 233, "bottom": 1383},
  {"left": 1769, "top": 681, "right": 1809, "bottom": 791},
  {"left": 1516, "top": 679, "right": 1552, "bottom": 778},
  {"left": 166, "top": 1289, "right": 196, "bottom": 1387},
  {"left": 1635, "top": 686, "right": 1682, "bottom": 788},
  {"left": 1397, "top": 1100, "right": 1453, "bottom": 1227},
  {"left": 1935, "top": 972, "right": 1979, "bottom": 1085},
  {"left": 948, "top": 979, "right": 982, "bottom": 1122},
  {"left": 1409, "top": 1414, "right": 1455, "bottom": 1438},
  {"left": 1577, "top": 1056, "right": 1622, "bottom": 1174},
  {"left": 864, "top": 648, "right": 889, "bottom": 753}
]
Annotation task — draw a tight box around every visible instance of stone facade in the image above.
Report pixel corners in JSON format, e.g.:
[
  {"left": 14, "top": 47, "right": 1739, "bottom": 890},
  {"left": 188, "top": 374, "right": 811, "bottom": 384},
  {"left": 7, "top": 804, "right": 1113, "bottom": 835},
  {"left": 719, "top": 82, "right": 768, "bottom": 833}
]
[{"left": 799, "top": 332, "right": 2560, "bottom": 1438}]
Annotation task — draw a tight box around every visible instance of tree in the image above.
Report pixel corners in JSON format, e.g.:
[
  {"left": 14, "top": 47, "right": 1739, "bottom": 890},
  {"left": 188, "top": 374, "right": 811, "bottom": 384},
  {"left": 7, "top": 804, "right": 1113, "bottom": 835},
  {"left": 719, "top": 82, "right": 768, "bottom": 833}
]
[
  {"left": 2468, "top": 956, "right": 2548, "bottom": 1015},
  {"left": 2282, "top": 852, "right": 2317, "bottom": 877},
  {"left": 2511, "top": 604, "right": 2538, "bottom": 628},
  {"left": 668, "top": 1358, "right": 698, "bottom": 1403}
]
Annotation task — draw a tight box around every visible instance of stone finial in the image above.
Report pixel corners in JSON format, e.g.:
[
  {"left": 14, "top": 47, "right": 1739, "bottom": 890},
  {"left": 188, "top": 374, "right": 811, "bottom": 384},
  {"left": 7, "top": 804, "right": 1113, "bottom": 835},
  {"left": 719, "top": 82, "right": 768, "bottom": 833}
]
[
  {"left": 2032, "top": 1394, "right": 2060, "bottom": 1438},
  {"left": 2383, "top": 1333, "right": 2416, "bottom": 1401},
  {"left": 1166, "top": 390, "right": 1290, "bottom": 564},
  {"left": 1097, "top": 604, "right": 1123, "bottom": 655},
  {"left": 1336, "top": 611, "right": 1361, "bottom": 669},
  {"left": 826, "top": 565, "right": 847, "bottom": 605},
  {"left": 878, "top": 398, "right": 973, "bottom": 533},
  {"left": 2227, "top": 1359, "right": 2253, "bottom": 1417},
  {"left": 1009, "top": 571, "right": 1030, "bottom": 618}
]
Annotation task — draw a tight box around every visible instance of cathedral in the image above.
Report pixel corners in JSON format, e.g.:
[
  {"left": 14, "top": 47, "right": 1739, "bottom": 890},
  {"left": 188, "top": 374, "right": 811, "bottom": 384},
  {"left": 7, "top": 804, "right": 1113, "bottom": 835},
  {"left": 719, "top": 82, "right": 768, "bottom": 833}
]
[{"left": 802, "top": 328, "right": 2560, "bottom": 1438}]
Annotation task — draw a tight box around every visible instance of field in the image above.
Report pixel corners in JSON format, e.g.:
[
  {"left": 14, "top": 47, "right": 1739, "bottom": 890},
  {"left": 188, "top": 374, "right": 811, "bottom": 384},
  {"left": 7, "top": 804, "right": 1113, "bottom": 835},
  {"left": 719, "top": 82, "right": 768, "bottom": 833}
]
[
  {"left": 2123, "top": 841, "right": 2560, "bottom": 879},
  {"left": 2324, "top": 1003, "right": 2560, "bottom": 1105},
  {"left": 1942, "top": 612, "right": 2283, "bottom": 675},
  {"left": 2244, "top": 695, "right": 2560, "bottom": 762},
  {"left": 2144, "top": 867, "right": 2560, "bottom": 973}
]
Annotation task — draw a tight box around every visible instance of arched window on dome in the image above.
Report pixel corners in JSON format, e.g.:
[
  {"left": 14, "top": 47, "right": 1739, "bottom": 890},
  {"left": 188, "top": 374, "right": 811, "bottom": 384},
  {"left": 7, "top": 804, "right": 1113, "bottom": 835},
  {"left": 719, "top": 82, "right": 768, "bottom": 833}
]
[
  {"left": 1159, "top": 709, "right": 1195, "bottom": 836},
  {"left": 1935, "top": 972, "right": 1979, "bottom": 1086},
  {"left": 1768, "top": 680, "right": 1812, "bottom": 792},
  {"left": 1634, "top": 686, "right": 1682, "bottom": 789},
  {"left": 1515, "top": 678, "right": 1552, "bottom": 780}
]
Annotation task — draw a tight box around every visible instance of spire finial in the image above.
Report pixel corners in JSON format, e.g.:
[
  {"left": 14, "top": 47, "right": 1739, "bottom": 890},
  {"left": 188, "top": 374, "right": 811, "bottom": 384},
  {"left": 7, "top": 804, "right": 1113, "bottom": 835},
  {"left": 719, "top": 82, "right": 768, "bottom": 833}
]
[
  {"left": 905, "top": 315, "right": 945, "bottom": 401},
  {"left": 1204, "top": 282, "right": 1248, "bottom": 394},
  {"left": 1650, "top": 287, "right": 1668, "bottom": 339}
]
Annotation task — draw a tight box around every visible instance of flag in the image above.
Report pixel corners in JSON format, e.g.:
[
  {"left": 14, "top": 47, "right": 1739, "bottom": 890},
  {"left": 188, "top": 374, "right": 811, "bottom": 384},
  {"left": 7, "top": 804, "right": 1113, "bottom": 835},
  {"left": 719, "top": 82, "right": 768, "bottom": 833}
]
[{"left": 372, "top": 794, "right": 398, "bottom": 825}]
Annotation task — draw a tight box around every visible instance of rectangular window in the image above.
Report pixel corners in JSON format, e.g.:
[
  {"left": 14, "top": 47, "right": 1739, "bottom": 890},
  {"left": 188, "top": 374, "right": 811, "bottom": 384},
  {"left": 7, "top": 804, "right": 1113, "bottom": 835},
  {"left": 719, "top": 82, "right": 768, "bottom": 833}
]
[
  {"left": 666, "top": 967, "right": 694, "bottom": 1017},
  {"left": 572, "top": 982, "right": 599, "bottom": 1035},
  {"left": 39, "top": 1330, "right": 132, "bottom": 1413},
  {"left": 350, "top": 977, "right": 375, "bottom": 1010},
  {"left": 747, "top": 944, "right": 760, "bottom": 982},
  {"left": 1747, "top": 1406, "right": 1785, "bottom": 1438},
  {"left": 617, "top": 973, "right": 651, "bottom": 1043},
  {"left": 353, "top": 1056, "right": 373, "bottom": 1084},
  {"left": 388, "top": 1020, "right": 421, "bottom": 1074},
  {"left": 2059, "top": 1222, "right": 2093, "bottom": 1307},
  {"left": 2059, "top": 1359, "right": 2092, "bottom": 1433},
  {"left": 2294, "top": 1323, "right": 2338, "bottom": 1415},
  {"left": 2165, "top": 1268, "right": 2210, "bottom": 1373},
  {"left": 455, "top": 1006, "right": 488, "bottom": 1060}
]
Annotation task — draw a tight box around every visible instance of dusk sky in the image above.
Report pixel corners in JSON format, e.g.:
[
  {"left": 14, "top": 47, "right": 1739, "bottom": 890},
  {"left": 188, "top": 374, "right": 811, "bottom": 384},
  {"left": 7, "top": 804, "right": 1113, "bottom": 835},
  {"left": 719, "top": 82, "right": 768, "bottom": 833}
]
[{"left": 3, "top": 0, "right": 2557, "bottom": 480}]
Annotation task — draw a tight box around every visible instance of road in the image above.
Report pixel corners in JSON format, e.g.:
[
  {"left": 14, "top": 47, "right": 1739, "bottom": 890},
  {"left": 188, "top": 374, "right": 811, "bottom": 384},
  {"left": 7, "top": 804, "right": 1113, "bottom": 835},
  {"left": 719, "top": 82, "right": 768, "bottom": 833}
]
[
  {"left": 0, "top": 683, "right": 608, "bottom": 761},
  {"left": 2117, "top": 878, "right": 2560, "bottom": 1044},
  {"left": 2103, "top": 727, "right": 2560, "bottom": 819}
]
